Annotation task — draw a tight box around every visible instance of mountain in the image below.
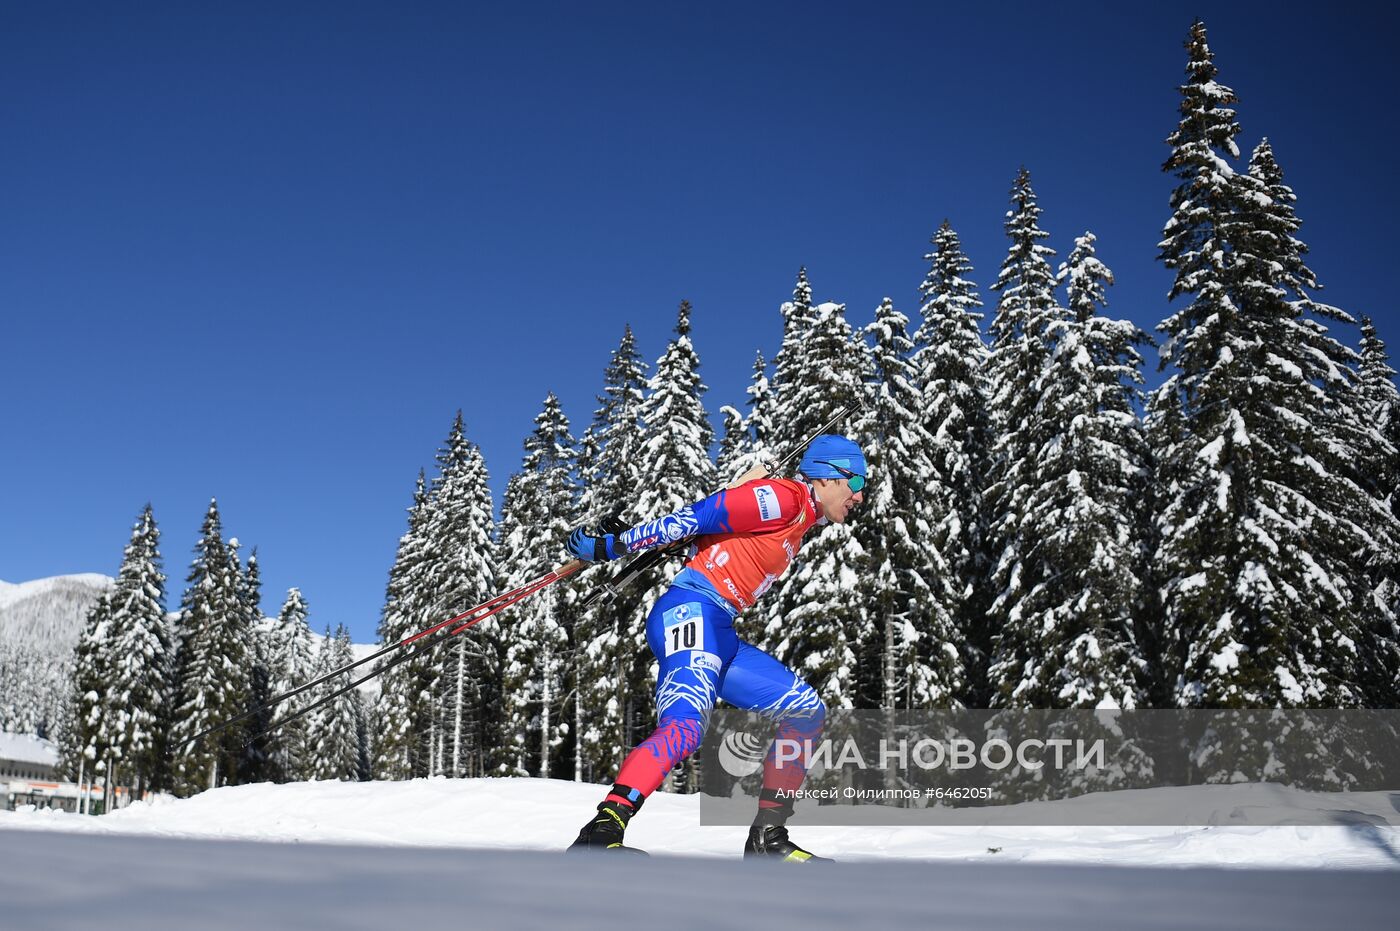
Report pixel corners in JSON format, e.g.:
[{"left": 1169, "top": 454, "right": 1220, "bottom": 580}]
[
  {"left": 0, "top": 574, "right": 112, "bottom": 648},
  {"left": 0, "top": 573, "right": 379, "bottom": 741},
  {"left": 0, "top": 574, "right": 113, "bottom": 737}
]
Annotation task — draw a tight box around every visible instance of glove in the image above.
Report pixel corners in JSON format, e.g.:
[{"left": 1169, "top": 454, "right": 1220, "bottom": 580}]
[
  {"left": 598, "top": 513, "right": 630, "bottom": 537},
  {"left": 567, "top": 526, "right": 620, "bottom": 562}
]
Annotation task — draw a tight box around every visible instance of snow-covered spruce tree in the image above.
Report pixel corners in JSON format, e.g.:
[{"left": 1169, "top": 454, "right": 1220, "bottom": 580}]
[
  {"left": 634, "top": 300, "right": 719, "bottom": 789},
  {"left": 1357, "top": 318, "right": 1399, "bottom": 515},
  {"left": 860, "top": 297, "right": 960, "bottom": 709},
  {"left": 497, "top": 394, "right": 579, "bottom": 778},
  {"left": 636, "top": 300, "right": 718, "bottom": 575},
  {"left": 982, "top": 168, "right": 1070, "bottom": 708},
  {"left": 912, "top": 220, "right": 992, "bottom": 705},
  {"left": 234, "top": 546, "right": 278, "bottom": 783},
  {"left": 353, "top": 691, "right": 372, "bottom": 781},
  {"left": 763, "top": 298, "right": 872, "bottom": 710},
  {"left": 60, "top": 591, "right": 114, "bottom": 790},
  {"left": 1002, "top": 231, "right": 1153, "bottom": 710},
  {"left": 715, "top": 351, "right": 777, "bottom": 484},
  {"left": 0, "top": 634, "right": 69, "bottom": 738},
  {"left": 419, "top": 415, "right": 498, "bottom": 778},
  {"left": 99, "top": 505, "right": 171, "bottom": 795},
  {"left": 1246, "top": 141, "right": 1400, "bottom": 708},
  {"left": 1356, "top": 318, "right": 1400, "bottom": 703},
  {"left": 267, "top": 588, "right": 315, "bottom": 780},
  {"left": 1149, "top": 22, "right": 1263, "bottom": 709},
  {"left": 637, "top": 302, "right": 718, "bottom": 512},
  {"left": 169, "top": 500, "right": 253, "bottom": 793},
  {"left": 0, "top": 648, "right": 27, "bottom": 735},
  {"left": 716, "top": 404, "right": 747, "bottom": 482},
  {"left": 576, "top": 327, "right": 654, "bottom": 783},
  {"left": 372, "top": 471, "right": 433, "bottom": 779},
  {"left": 584, "top": 327, "right": 651, "bottom": 520},
  {"left": 1152, "top": 23, "right": 1397, "bottom": 709},
  {"left": 307, "top": 625, "right": 361, "bottom": 781},
  {"left": 747, "top": 350, "right": 776, "bottom": 462},
  {"left": 768, "top": 269, "right": 825, "bottom": 454}
]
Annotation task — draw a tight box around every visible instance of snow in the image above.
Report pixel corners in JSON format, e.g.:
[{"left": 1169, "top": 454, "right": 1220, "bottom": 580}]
[
  {"left": 1179, "top": 572, "right": 1208, "bottom": 594},
  {"left": 1277, "top": 665, "right": 1305, "bottom": 705},
  {"left": 1198, "top": 434, "right": 1225, "bottom": 465},
  {"left": 0, "top": 573, "right": 111, "bottom": 617},
  {"left": 0, "top": 731, "right": 58, "bottom": 766},
  {"left": 1, "top": 780, "right": 1395, "bottom": 928},
  {"left": 0, "top": 574, "right": 111, "bottom": 613},
  {"left": 2, "top": 827, "right": 1394, "bottom": 931},
  {"left": 1209, "top": 612, "right": 1243, "bottom": 675},
  {"left": 2, "top": 776, "right": 1396, "bottom": 870}
]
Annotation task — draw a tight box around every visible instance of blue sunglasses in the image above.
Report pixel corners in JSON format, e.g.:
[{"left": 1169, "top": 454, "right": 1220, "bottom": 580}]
[{"left": 816, "top": 460, "right": 866, "bottom": 493}]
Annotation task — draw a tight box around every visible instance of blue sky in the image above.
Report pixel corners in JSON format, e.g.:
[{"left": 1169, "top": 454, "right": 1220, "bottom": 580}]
[{"left": 4, "top": 2, "right": 1396, "bottom": 643}]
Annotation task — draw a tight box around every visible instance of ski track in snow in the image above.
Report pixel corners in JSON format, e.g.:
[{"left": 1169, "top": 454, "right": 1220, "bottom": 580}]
[{"left": 2, "top": 778, "right": 1397, "bottom": 928}]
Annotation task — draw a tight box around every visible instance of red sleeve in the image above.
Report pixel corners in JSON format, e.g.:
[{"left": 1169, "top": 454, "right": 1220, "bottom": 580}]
[{"left": 718, "top": 479, "right": 806, "bottom": 534}]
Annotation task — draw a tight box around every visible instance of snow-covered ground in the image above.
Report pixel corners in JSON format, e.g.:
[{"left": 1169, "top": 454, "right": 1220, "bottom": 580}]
[
  {"left": 2, "top": 778, "right": 1396, "bottom": 930},
  {"left": 3, "top": 776, "right": 1397, "bottom": 868}
]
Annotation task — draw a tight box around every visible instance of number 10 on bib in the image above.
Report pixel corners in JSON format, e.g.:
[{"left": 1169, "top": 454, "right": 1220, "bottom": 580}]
[{"left": 662, "top": 601, "right": 705, "bottom": 656}]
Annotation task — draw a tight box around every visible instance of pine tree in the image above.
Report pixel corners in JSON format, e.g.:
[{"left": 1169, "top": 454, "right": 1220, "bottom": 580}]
[
  {"left": 308, "top": 625, "right": 361, "bottom": 781},
  {"left": 576, "top": 328, "right": 654, "bottom": 783},
  {"left": 1357, "top": 317, "right": 1399, "bottom": 515},
  {"left": 995, "top": 231, "right": 1152, "bottom": 709},
  {"left": 61, "top": 591, "right": 114, "bottom": 791},
  {"left": 861, "top": 297, "right": 960, "bottom": 709},
  {"left": 714, "top": 352, "right": 776, "bottom": 486},
  {"left": 716, "top": 405, "right": 749, "bottom": 483},
  {"left": 983, "top": 168, "right": 1071, "bottom": 707},
  {"left": 1250, "top": 141, "right": 1400, "bottom": 708},
  {"left": 498, "top": 395, "right": 578, "bottom": 778},
  {"left": 268, "top": 588, "right": 316, "bottom": 780},
  {"left": 769, "top": 269, "right": 825, "bottom": 453},
  {"left": 584, "top": 326, "right": 651, "bottom": 519},
  {"left": 420, "top": 414, "right": 498, "bottom": 777},
  {"left": 764, "top": 297, "right": 872, "bottom": 709},
  {"left": 747, "top": 350, "right": 775, "bottom": 462},
  {"left": 632, "top": 300, "right": 720, "bottom": 789},
  {"left": 236, "top": 547, "right": 278, "bottom": 783},
  {"left": 637, "top": 301, "right": 718, "bottom": 517},
  {"left": 353, "top": 691, "right": 373, "bottom": 781},
  {"left": 1151, "top": 23, "right": 1397, "bottom": 709},
  {"left": 373, "top": 472, "right": 433, "bottom": 779},
  {"left": 912, "top": 220, "right": 992, "bottom": 704},
  {"left": 1150, "top": 21, "right": 1256, "bottom": 709},
  {"left": 168, "top": 500, "right": 253, "bottom": 793},
  {"left": 1356, "top": 318, "right": 1400, "bottom": 701},
  {"left": 98, "top": 505, "right": 171, "bottom": 795}
]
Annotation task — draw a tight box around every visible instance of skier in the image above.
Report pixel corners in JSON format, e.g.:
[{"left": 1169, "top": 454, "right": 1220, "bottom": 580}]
[{"left": 564, "top": 434, "right": 867, "bottom": 861}]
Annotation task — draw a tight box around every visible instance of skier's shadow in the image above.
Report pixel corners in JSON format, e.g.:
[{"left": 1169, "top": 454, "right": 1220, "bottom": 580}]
[{"left": 1337, "top": 797, "right": 1400, "bottom": 864}]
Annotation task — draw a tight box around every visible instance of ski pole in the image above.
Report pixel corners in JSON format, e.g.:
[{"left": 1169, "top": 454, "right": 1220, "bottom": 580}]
[
  {"left": 245, "top": 560, "right": 575, "bottom": 747},
  {"left": 582, "top": 403, "right": 861, "bottom": 604},
  {"left": 179, "top": 560, "right": 585, "bottom": 750}
]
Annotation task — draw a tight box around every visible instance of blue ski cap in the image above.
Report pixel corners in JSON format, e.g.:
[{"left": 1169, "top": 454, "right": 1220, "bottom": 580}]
[{"left": 798, "top": 434, "right": 867, "bottom": 483}]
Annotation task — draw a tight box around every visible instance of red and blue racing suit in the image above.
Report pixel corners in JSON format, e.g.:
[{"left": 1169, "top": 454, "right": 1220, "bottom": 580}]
[{"left": 604, "top": 477, "right": 827, "bottom": 816}]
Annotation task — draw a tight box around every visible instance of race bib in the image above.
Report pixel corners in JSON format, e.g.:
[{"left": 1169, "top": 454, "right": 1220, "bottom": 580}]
[{"left": 662, "top": 601, "right": 705, "bottom": 656}]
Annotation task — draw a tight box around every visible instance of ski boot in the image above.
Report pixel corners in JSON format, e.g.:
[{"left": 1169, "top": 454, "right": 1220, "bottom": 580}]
[
  {"left": 568, "top": 799, "right": 648, "bottom": 855},
  {"left": 744, "top": 823, "right": 832, "bottom": 862}
]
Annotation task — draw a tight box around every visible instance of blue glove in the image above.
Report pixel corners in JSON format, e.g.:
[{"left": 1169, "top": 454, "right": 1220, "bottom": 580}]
[{"left": 567, "top": 526, "right": 620, "bottom": 562}]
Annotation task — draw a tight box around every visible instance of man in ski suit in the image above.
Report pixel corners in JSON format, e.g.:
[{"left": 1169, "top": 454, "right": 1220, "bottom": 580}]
[{"left": 564, "top": 434, "right": 866, "bottom": 861}]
